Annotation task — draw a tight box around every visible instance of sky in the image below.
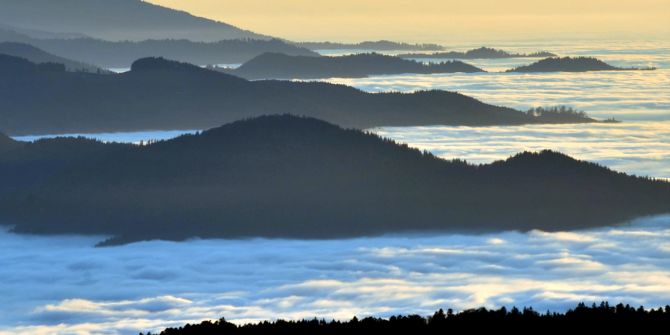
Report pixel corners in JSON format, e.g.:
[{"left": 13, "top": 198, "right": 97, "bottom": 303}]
[{"left": 147, "top": 0, "right": 670, "bottom": 42}]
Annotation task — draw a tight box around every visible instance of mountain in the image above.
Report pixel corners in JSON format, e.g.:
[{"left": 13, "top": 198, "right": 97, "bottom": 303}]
[
  {"left": 508, "top": 57, "right": 656, "bottom": 72},
  {"left": 0, "top": 53, "right": 78, "bottom": 74},
  {"left": 0, "top": 115, "right": 668, "bottom": 245},
  {"left": 0, "top": 56, "right": 598, "bottom": 135},
  {"left": 0, "top": 23, "right": 89, "bottom": 39},
  {"left": 0, "top": 25, "right": 318, "bottom": 68},
  {"left": 399, "top": 47, "right": 556, "bottom": 59},
  {"left": 217, "top": 53, "right": 485, "bottom": 80},
  {"left": 295, "top": 40, "right": 445, "bottom": 51},
  {"left": 0, "top": 0, "right": 268, "bottom": 41},
  {"left": 0, "top": 42, "right": 107, "bottom": 73},
  {"left": 0, "top": 133, "right": 20, "bottom": 153}
]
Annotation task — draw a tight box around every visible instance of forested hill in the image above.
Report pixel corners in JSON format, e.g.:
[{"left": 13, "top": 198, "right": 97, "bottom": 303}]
[
  {"left": 0, "top": 26, "right": 319, "bottom": 68},
  {"left": 0, "top": 56, "right": 598, "bottom": 135},
  {"left": 295, "top": 40, "right": 445, "bottom": 51},
  {"left": 399, "top": 47, "right": 556, "bottom": 59},
  {"left": 218, "top": 53, "right": 484, "bottom": 79},
  {"left": 0, "top": 115, "right": 668, "bottom": 245},
  {"left": 0, "top": 42, "right": 107, "bottom": 73},
  {"left": 508, "top": 57, "right": 656, "bottom": 72},
  {"left": 0, "top": 0, "right": 269, "bottom": 41}
]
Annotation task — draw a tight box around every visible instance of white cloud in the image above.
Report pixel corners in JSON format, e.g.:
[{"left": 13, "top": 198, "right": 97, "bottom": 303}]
[
  {"left": 371, "top": 121, "right": 670, "bottom": 179},
  {"left": 1, "top": 215, "right": 670, "bottom": 335}
]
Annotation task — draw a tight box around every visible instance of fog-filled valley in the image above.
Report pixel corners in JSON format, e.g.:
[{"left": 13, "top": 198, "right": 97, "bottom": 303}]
[{"left": 0, "top": 1, "right": 668, "bottom": 334}]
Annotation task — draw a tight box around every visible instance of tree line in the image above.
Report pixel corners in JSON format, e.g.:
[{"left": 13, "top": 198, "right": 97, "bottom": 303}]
[{"left": 149, "top": 302, "right": 670, "bottom": 334}]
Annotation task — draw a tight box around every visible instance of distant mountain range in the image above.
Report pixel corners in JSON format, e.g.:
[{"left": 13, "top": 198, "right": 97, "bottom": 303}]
[
  {"left": 1, "top": 115, "right": 667, "bottom": 246},
  {"left": 216, "top": 53, "right": 484, "bottom": 80},
  {"left": 0, "top": 55, "right": 598, "bottom": 135},
  {"left": 0, "top": 22, "right": 89, "bottom": 40},
  {"left": 399, "top": 47, "right": 557, "bottom": 59},
  {"left": 295, "top": 40, "right": 445, "bottom": 51},
  {"left": 0, "top": 42, "right": 108, "bottom": 73},
  {"left": 508, "top": 57, "right": 657, "bottom": 72},
  {"left": 0, "top": 0, "right": 268, "bottom": 41},
  {"left": 0, "top": 26, "right": 318, "bottom": 68}
]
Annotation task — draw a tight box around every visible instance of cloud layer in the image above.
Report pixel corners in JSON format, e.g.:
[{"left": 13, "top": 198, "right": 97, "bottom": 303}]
[
  {"left": 325, "top": 41, "right": 670, "bottom": 121},
  {"left": 373, "top": 121, "right": 670, "bottom": 179},
  {"left": 1, "top": 215, "right": 669, "bottom": 334}
]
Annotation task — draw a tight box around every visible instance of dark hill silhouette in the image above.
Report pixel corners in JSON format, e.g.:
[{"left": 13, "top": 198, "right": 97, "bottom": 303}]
[
  {"left": 399, "top": 47, "right": 556, "bottom": 59},
  {"left": 0, "top": 115, "right": 668, "bottom": 245},
  {"left": 0, "top": 53, "right": 72, "bottom": 74},
  {"left": 508, "top": 57, "right": 656, "bottom": 72},
  {"left": 0, "top": 53, "right": 38, "bottom": 74},
  {"left": 0, "top": 27, "right": 319, "bottom": 68},
  {"left": 0, "top": 0, "right": 269, "bottom": 42},
  {"left": 295, "top": 40, "right": 445, "bottom": 51},
  {"left": 0, "top": 133, "right": 21, "bottom": 153},
  {"left": 217, "top": 53, "right": 484, "bottom": 79},
  {"left": 0, "top": 42, "right": 107, "bottom": 73},
  {"left": 0, "top": 56, "right": 598, "bottom": 135},
  {"left": 398, "top": 47, "right": 556, "bottom": 59},
  {"left": 154, "top": 302, "right": 670, "bottom": 335}
]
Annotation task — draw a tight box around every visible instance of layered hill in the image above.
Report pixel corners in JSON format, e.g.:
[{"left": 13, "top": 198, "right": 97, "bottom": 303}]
[
  {"left": 0, "top": 0, "right": 268, "bottom": 41},
  {"left": 0, "top": 56, "right": 597, "bottom": 135},
  {"left": 295, "top": 40, "right": 444, "bottom": 51},
  {"left": 399, "top": 47, "right": 556, "bottom": 59},
  {"left": 0, "top": 23, "right": 89, "bottom": 39},
  {"left": 508, "top": 57, "right": 656, "bottom": 72},
  {"left": 0, "top": 26, "right": 316, "bottom": 68},
  {"left": 0, "top": 115, "right": 668, "bottom": 245},
  {"left": 218, "top": 53, "right": 484, "bottom": 80},
  {"left": 0, "top": 42, "right": 107, "bottom": 73}
]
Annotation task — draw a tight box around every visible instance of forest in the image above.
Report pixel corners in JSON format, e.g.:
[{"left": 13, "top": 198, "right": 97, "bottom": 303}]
[
  {"left": 0, "top": 55, "right": 599, "bottom": 135},
  {"left": 1, "top": 115, "right": 668, "bottom": 245},
  {"left": 152, "top": 302, "right": 670, "bottom": 334},
  {"left": 217, "top": 52, "right": 484, "bottom": 79}
]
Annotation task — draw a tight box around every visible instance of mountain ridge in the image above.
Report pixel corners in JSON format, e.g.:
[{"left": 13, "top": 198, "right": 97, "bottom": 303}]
[
  {"left": 399, "top": 47, "right": 557, "bottom": 59},
  {"left": 0, "top": 42, "right": 107, "bottom": 73},
  {"left": 508, "top": 57, "right": 656, "bottom": 72},
  {"left": 0, "top": 26, "right": 319, "bottom": 67},
  {"left": 217, "top": 52, "right": 485, "bottom": 79},
  {"left": 0, "top": 0, "right": 269, "bottom": 41},
  {"left": 1, "top": 115, "right": 668, "bottom": 246},
  {"left": 0, "top": 56, "right": 598, "bottom": 135}
]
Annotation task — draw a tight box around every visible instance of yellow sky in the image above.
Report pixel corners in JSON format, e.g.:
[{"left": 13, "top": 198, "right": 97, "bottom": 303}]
[{"left": 148, "top": 0, "right": 670, "bottom": 42}]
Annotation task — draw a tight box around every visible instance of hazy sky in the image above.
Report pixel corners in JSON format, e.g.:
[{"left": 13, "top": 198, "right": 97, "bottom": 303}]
[{"left": 147, "top": 0, "right": 670, "bottom": 42}]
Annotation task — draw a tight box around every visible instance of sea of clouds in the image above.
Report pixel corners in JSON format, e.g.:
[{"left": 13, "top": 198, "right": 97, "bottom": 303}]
[
  {"left": 326, "top": 68, "right": 670, "bottom": 121},
  {"left": 3, "top": 41, "right": 669, "bottom": 335},
  {"left": 1, "top": 215, "right": 669, "bottom": 334},
  {"left": 373, "top": 121, "right": 670, "bottom": 179},
  {"left": 324, "top": 40, "right": 670, "bottom": 121},
  {"left": 15, "top": 121, "right": 670, "bottom": 180}
]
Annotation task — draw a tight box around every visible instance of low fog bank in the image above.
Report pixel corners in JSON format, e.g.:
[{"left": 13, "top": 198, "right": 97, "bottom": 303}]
[{"left": 1, "top": 215, "right": 669, "bottom": 334}]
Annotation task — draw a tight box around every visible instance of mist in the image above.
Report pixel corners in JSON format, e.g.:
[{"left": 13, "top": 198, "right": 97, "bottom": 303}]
[{"left": 1, "top": 215, "right": 669, "bottom": 334}]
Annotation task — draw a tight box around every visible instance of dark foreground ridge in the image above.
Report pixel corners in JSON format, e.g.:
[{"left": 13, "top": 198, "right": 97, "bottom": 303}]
[
  {"left": 0, "top": 115, "right": 668, "bottom": 245},
  {"left": 0, "top": 55, "right": 599, "bottom": 135},
  {"left": 399, "top": 46, "right": 556, "bottom": 59},
  {"left": 152, "top": 302, "right": 670, "bottom": 334},
  {"left": 216, "top": 52, "right": 484, "bottom": 79},
  {"left": 509, "top": 56, "right": 657, "bottom": 72}
]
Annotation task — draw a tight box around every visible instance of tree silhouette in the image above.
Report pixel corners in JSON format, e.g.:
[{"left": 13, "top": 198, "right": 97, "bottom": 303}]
[{"left": 153, "top": 302, "right": 670, "bottom": 334}]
